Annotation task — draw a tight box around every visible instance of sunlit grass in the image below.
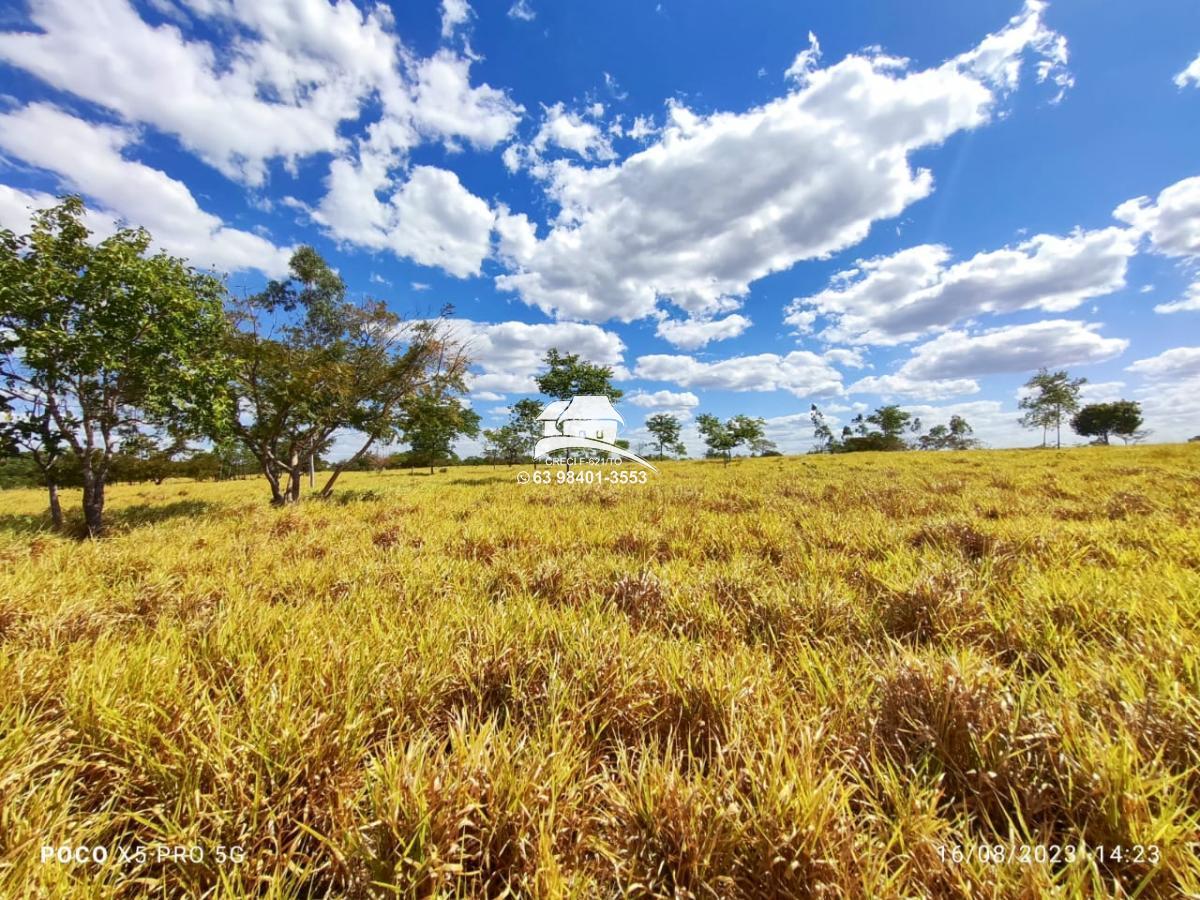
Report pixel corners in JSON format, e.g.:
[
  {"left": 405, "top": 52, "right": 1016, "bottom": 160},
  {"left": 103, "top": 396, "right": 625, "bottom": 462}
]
[{"left": 1, "top": 446, "right": 1198, "bottom": 896}]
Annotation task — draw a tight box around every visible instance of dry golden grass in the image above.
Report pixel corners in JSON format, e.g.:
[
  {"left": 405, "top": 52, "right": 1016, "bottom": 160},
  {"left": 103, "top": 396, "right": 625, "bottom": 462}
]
[{"left": 1, "top": 445, "right": 1198, "bottom": 897}]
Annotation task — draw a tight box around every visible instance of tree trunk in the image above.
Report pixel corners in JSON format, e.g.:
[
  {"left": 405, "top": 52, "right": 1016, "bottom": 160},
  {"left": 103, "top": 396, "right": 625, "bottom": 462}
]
[
  {"left": 263, "top": 462, "right": 286, "bottom": 506},
  {"left": 319, "top": 435, "right": 377, "bottom": 499},
  {"left": 81, "top": 469, "right": 105, "bottom": 538},
  {"left": 47, "top": 481, "right": 63, "bottom": 531}
]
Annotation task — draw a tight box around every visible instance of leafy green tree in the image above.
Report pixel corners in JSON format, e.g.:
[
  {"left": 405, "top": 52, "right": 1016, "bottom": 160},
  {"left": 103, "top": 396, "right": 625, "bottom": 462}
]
[
  {"left": 482, "top": 425, "right": 521, "bottom": 465},
  {"left": 917, "top": 415, "right": 979, "bottom": 450},
  {"left": 1071, "top": 400, "right": 1143, "bottom": 445},
  {"left": 645, "top": 413, "right": 682, "bottom": 459},
  {"left": 0, "top": 196, "right": 230, "bottom": 535},
  {"left": 809, "top": 404, "right": 836, "bottom": 453},
  {"left": 223, "top": 247, "right": 468, "bottom": 503},
  {"left": 400, "top": 394, "right": 481, "bottom": 474},
  {"left": 696, "top": 413, "right": 768, "bottom": 463},
  {"left": 1019, "top": 367, "right": 1086, "bottom": 449},
  {"left": 696, "top": 414, "right": 737, "bottom": 464},
  {"left": 535, "top": 348, "right": 623, "bottom": 401}
]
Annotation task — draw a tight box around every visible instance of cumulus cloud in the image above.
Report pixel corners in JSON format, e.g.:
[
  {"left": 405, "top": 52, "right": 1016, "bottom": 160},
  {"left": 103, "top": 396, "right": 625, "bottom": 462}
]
[
  {"left": 446, "top": 319, "right": 628, "bottom": 397},
  {"left": 0, "top": 184, "right": 116, "bottom": 239},
  {"left": 634, "top": 351, "right": 843, "bottom": 397},
  {"left": 654, "top": 314, "right": 751, "bottom": 349},
  {"left": 0, "top": 0, "right": 400, "bottom": 185},
  {"left": 1175, "top": 53, "right": 1200, "bottom": 88},
  {"left": 847, "top": 373, "right": 980, "bottom": 400},
  {"left": 625, "top": 389, "right": 700, "bottom": 411},
  {"left": 1114, "top": 175, "right": 1200, "bottom": 259},
  {"left": 495, "top": 1, "right": 1072, "bottom": 323},
  {"left": 0, "top": 103, "right": 291, "bottom": 275},
  {"left": 1154, "top": 280, "right": 1200, "bottom": 314},
  {"left": 1125, "top": 346, "right": 1200, "bottom": 381},
  {"left": 503, "top": 102, "right": 615, "bottom": 175},
  {"left": 383, "top": 166, "right": 495, "bottom": 277},
  {"left": 786, "top": 227, "right": 1137, "bottom": 345},
  {"left": 440, "top": 0, "right": 471, "bottom": 38},
  {"left": 0, "top": 0, "right": 525, "bottom": 280},
  {"left": 876, "top": 320, "right": 1128, "bottom": 389}
]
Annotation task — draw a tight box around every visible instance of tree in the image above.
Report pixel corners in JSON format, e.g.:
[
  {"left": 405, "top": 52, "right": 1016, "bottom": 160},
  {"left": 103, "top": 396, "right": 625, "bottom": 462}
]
[
  {"left": 222, "top": 247, "right": 468, "bottom": 504},
  {"left": 810, "top": 404, "right": 836, "bottom": 453},
  {"left": 1018, "top": 368, "right": 1085, "bottom": 449},
  {"left": 645, "top": 413, "right": 682, "bottom": 459},
  {"left": 1071, "top": 400, "right": 1143, "bottom": 445},
  {"left": 0, "top": 197, "right": 231, "bottom": 535},
  {"left": 917, "top": 415, "right": 979, "bottom": 450},
  {"left": 696, "top": 414, "right": 737, "bottom": 464},
  {"left": 535, "top": 348, "right": 623, "bottom": 401},
  {"left": 696, "top": 413, "right": 768, "bottom": 464},
  {"left": 400, "top": 394, "right": 481, "bottom": 473}
]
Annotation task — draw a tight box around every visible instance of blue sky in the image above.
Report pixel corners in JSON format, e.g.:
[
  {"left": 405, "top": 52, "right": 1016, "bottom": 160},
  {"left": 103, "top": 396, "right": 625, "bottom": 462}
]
[{"left": 1, "top": 0, "right": 1198, "bottom": 456}]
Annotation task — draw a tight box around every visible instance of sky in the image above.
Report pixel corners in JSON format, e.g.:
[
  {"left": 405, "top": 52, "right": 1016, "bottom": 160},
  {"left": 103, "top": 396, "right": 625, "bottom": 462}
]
[{"left": 1, "top": 0, "right": 1198, "bottom": 457}]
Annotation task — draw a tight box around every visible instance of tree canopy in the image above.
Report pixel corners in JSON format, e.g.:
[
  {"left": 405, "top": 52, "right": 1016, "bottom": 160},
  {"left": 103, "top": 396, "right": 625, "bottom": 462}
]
[
  {"left": 0, "top": 196, "right": 230, "bottom": 534},
  {"left": 1071, "top": 400, "right": 1144, "bottom": 445},
  {"left": 1018, "top": 368, "right": 1086, "bottom": 449},
  {"left": 223, "top": 247, "right": 469, "bottom": 503}
]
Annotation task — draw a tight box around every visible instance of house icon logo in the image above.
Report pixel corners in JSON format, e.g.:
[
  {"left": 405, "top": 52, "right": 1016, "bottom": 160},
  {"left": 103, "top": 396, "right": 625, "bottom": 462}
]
[{"left": 534, "top": 395, "right": 658, "bottom": 471}]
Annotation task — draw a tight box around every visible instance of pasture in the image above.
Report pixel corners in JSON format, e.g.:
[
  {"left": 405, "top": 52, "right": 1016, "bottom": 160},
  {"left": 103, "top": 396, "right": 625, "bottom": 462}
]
[{"left": 1, "top": 446, "right": 1198, "bottom": 897}]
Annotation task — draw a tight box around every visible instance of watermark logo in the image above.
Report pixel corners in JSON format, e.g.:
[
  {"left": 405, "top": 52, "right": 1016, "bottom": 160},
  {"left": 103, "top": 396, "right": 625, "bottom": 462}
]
[{"left": 533, "top": 395, "right": 657, "bottom": 471}]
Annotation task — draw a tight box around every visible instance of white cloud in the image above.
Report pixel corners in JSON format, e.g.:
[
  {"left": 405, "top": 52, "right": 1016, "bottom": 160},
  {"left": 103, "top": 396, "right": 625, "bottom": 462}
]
[
  {"left": 787, "top": 227, "right": 1137, "bottom": 345},
  {"left": 440, "top": 0, "right": 471, "bottom": 39},
  {"left": 1078, "top": 380, "right": 1127, "bottom": 403},
  {"left": 0, "top": 0, "right": 526, "bottom": 281},
  {"left": 0, "top": 184, "right": 116, "bottom": 238},
  {"left": 1154, "top": 280, "right": 1200, "bottom": 314},
  {"left": 654, "top": 313, "right": 750, "bottom": 349},
  {"left": 784, "top": 32, "right": 822, "bottom": 85},
  {"left": 386, "top": 166, "right": 495, "bottom": 277},
  {"left": 625, "top": 389, "right": 700, "bottom": 410},
  {"left": 408, "top": 50, "right": 524, "bottom": 150},
  {"left": 1114, "top": 174, "right": 1200, "bottom": 259},
  {"left": 447, "top": 318, "right": 628, "bottom": 397},
  {"left": 634, "top": 351, "right": 843, "bottom": 397},
  {"left": 822, "top": 347, "right": 868, "bottom": 369},
  {"left": 847, "top": 373, "right": 980, "bottom": 400},
  {"left": 1175, "top": 53, "right": 1200, "bottom": 89},
  {"left": 1126, "top": 346, "right": 1200, "bottom": 381},
  {"left": 0, "top": 0, "right": 400, "bottom": 185},
  {"left": 0, "top": 103, "right": 291, "bottom": 275},
  {"left": 508, "top": 0, "right": 536, "bottom": 22},
  {"left": 495, "top": 1, "right": 1072, "bottom": 323},
  {"left": 1125, "top": 347, "right": 1200, "bottom": 441},
  {"left": 316, "top": 161, "right": 494, "bottom": 277},
  {"left": 887, "top": 319, "right": 1129, "bottom": 381},
  {"left": 531, "top": 102, "right": 614, "bottom": 160}
]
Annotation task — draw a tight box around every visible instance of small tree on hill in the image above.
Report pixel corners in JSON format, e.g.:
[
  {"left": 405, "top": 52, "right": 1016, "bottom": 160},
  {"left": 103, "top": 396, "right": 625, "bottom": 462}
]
[
  {"left": 1019, "top": 368, "right": 1085, "bottom": 449},
  {"left": 917, "top": 415, "right": 979, "bottom": 450},
  {"left": 1071, "top": 400, "right": 1143, "bottom": 445},
  {"left": 400, "top": 394, "right": 481, "bottom": 473},
  {"left": 645, "top": 413, "right": 682, "bottom": 459},
  {"left": 696, "top": 413, "right": 768, "bottom": 464}
]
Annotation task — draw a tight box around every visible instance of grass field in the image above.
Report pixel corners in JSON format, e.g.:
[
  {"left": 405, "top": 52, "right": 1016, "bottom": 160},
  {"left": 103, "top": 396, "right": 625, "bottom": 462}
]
[{"left": 1, "top": 446, "right": 1199, "bottom": 897}]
